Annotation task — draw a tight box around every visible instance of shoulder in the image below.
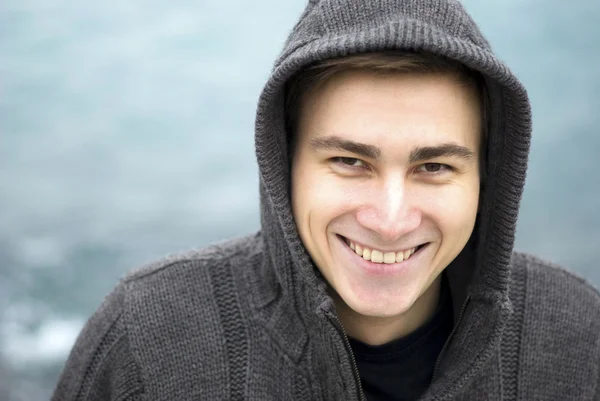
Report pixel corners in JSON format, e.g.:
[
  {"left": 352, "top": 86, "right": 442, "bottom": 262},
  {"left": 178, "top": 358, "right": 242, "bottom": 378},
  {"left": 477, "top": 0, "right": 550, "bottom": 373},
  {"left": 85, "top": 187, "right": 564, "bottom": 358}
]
[
  {"left": 121, "top": 232, "right": 264, "bottom": 305},
  {"left": 510, "top": 251, "right": 600, "bottom": 315},
  {"left": 507, "top": 251, "right": 600, "bottom": 398},
  {"left": 120, "top": 231, "right": 264, "bottom": 326},
  {"left": 125, "top": 232, "right": 263, "bottom": 283}
]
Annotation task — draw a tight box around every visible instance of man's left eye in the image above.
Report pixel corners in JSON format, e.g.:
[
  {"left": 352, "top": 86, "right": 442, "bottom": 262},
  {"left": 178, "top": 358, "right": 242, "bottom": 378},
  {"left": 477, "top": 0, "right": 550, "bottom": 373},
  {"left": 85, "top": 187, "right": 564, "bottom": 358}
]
[{"left": 418, "top": 163, "right": 451, "bottom": 173}]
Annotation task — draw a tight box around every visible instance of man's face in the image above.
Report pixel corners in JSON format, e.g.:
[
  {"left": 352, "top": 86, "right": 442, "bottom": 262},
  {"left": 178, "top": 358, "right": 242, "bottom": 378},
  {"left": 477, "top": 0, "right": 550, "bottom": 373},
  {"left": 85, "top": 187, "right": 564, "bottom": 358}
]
[{"left": 291, "top": 69, "right": 481, "bottom": 322}]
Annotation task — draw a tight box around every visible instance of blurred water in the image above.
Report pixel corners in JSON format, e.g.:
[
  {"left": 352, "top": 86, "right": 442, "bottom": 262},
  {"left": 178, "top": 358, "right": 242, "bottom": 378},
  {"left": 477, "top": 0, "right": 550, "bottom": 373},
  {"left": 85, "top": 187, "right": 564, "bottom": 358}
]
[{"left": 1, "top": 0, "right": 598, "bottom": 399}]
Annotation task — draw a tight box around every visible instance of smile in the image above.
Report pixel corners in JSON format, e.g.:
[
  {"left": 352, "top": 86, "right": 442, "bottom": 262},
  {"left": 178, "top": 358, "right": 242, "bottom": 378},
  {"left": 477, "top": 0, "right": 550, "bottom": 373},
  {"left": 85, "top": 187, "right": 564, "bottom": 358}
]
[{"left": 341, "top": 236, "right": 426, "bottom": 264}]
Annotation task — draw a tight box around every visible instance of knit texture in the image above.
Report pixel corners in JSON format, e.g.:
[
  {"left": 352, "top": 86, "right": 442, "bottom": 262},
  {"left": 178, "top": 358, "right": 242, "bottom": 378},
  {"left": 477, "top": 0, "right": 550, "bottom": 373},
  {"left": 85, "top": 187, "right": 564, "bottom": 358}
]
[{"left": 52, "top": 1, "right": 600, "bottom": 400}]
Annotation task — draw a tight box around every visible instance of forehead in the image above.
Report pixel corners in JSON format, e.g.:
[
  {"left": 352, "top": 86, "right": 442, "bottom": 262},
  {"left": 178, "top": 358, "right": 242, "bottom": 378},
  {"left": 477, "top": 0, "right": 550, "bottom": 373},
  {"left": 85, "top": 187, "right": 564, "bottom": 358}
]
[{"left": 296, "top": 69, "right": 482, "bottom": 152}]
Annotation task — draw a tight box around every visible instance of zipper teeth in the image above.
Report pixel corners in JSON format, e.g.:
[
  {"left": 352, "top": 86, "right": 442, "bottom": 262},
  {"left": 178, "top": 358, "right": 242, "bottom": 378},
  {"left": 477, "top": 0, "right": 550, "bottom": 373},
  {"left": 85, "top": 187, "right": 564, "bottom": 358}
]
[
  {"left": 331, "top": 315, "right": 366, "bottom": 401},
  {"left": 431, "top": 295, "right": 471, "bottom": 382}
]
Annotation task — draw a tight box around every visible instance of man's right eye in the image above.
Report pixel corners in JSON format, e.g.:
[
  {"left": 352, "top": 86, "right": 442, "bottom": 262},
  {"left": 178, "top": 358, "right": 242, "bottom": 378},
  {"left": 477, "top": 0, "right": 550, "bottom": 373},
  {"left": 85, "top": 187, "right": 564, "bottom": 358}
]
[{"left": 333, "top": 157, "right": 367, "bottom": 168}]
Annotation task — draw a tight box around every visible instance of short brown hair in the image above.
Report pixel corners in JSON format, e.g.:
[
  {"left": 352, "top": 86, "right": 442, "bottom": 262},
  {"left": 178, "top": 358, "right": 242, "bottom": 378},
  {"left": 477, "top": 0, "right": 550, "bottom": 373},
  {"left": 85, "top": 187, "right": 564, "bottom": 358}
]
[{"left": 284, "top": 51, "right": 489, "bottom": 185}]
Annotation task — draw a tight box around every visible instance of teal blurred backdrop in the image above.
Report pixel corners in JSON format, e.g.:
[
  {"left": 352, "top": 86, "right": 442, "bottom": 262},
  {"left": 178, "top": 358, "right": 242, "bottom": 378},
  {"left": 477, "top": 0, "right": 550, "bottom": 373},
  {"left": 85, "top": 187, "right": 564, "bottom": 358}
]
[{"left": 1, "top": 1, "right": 599, "bottom": 399}]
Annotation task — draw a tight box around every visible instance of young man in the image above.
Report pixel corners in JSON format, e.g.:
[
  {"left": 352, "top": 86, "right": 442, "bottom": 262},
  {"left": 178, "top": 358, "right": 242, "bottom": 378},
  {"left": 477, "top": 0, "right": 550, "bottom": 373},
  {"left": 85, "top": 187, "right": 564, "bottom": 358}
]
[{"left": 53, "top": 1, "right": 600, "bottom": 400}]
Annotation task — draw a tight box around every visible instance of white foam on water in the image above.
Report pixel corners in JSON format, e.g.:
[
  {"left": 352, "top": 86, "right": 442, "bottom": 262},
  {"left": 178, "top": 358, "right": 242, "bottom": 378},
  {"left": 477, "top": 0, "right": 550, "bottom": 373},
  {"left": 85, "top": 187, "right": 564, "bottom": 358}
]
[{"left": 2, "top": 318, "right": 84, "bottom": 367}]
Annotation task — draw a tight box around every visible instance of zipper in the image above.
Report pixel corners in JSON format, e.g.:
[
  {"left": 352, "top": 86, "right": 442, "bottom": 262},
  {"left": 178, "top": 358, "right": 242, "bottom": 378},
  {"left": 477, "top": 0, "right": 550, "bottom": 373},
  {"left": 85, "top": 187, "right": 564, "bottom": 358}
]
[
  {"left": 324, "top": 294, "right": 471, "bottom": 399},
  {"left": 431, "top": 295, "right": 471, "bottom": 382},
  {"left": 328, "top": 313, "right": 366, "bottom": 401}
]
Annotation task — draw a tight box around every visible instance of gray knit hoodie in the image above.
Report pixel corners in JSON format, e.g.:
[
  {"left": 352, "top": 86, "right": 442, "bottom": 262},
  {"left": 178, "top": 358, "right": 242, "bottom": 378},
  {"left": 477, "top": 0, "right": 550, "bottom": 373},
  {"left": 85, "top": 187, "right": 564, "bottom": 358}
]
[{"left": 52, "top": 1, "right": 600, "bottom": 400}]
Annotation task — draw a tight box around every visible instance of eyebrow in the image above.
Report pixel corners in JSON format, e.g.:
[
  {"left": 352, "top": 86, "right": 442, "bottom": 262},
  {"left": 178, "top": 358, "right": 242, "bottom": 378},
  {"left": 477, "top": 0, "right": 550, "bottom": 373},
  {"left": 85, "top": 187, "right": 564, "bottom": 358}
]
[
  {"left": 309, "top": 135, "right": 475, "bottom": 163},
  {"left": 310, "top": 136, "right": 381, "bottom": 159},
  {"left": 409, "top": 143, "right": 475, "bottom": 163}
]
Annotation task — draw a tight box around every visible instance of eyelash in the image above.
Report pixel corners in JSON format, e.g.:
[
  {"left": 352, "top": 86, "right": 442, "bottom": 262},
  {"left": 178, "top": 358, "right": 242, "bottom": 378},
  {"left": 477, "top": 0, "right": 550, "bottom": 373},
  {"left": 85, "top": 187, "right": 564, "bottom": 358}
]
[
  {"left": 333, "top": 157, "right": 368, "bottom": 169},
  {"left": 414, "top": 163, "right": 454, "bottom": 174},
  {"left": 331, "top": 157, "right": 453, "bottom": 175}
]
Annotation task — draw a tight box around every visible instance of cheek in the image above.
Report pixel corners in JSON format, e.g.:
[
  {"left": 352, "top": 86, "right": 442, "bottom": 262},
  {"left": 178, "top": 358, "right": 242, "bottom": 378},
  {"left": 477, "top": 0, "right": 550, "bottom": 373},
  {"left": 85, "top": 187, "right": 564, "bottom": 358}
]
[
  {"left": 421, "top": 183, "right": 479, "bottom": 233},
  {"left": 294, "top": 167, "right": 359, "bottom": 217}
]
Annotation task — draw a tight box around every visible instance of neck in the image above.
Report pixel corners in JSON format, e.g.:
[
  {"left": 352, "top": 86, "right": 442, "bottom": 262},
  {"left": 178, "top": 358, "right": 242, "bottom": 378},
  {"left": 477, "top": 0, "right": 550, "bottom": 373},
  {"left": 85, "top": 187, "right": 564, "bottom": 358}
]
[{"left": 335, "top": 276, "right": 442, "bottom": 346}]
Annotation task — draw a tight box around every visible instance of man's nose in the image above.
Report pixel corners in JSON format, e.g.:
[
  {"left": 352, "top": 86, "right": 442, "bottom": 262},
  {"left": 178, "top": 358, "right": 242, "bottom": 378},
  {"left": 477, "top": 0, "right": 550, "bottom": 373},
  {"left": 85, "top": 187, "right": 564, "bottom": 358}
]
[{"left": 356, "top": 177, "right": 421, "bottom": 242}]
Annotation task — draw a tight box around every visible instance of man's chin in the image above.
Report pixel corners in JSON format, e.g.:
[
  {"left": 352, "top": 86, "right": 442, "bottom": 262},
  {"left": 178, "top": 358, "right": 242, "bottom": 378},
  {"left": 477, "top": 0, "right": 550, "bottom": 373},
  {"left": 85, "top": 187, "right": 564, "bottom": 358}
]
[{"left": 337, "top": 288, "right": 415, "bottom": 320}]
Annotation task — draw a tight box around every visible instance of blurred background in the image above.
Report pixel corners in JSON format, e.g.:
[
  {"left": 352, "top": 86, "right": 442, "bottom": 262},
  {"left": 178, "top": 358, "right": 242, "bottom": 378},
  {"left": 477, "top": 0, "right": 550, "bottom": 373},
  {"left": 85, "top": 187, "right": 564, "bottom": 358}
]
[{"left": 1, "top": 0, "right": 599, "bottom": 399}]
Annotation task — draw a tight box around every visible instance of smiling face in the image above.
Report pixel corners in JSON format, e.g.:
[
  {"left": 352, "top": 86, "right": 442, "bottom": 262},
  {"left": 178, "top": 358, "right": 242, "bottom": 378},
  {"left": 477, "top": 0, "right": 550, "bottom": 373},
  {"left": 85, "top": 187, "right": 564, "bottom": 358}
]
[{"left": 291, "top": 69, "right": 482, "bottom": 344}]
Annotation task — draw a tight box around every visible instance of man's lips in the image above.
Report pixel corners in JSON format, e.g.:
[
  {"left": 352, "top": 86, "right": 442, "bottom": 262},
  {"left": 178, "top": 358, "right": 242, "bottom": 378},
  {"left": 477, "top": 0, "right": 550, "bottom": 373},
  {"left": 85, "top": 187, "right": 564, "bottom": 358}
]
[{"left": 334, "top": 234, "right": 430, "bottom": 277}]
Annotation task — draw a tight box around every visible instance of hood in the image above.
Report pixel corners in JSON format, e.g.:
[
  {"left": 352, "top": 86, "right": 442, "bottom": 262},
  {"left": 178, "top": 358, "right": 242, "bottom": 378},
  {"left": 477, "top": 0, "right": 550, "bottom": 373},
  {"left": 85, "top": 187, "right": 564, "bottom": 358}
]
[{"left": 254, "top": 0, "right": 531, "bottom": 393}]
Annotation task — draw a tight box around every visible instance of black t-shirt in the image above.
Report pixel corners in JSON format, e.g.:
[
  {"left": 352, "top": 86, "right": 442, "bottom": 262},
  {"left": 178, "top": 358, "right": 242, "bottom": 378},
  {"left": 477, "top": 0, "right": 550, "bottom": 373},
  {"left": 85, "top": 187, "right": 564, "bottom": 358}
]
[{"left": 348, "top": 276, "right": 453, "bottom": 401}]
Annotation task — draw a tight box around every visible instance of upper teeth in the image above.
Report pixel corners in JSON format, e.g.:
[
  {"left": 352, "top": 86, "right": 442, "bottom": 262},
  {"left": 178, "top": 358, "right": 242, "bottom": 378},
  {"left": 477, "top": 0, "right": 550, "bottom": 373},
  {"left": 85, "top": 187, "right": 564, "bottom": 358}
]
[{"left": 348, "top": 240, "right": 417, "bottom": 264}]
